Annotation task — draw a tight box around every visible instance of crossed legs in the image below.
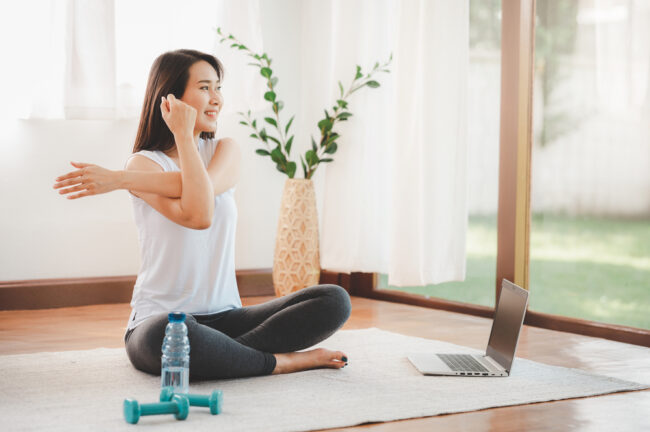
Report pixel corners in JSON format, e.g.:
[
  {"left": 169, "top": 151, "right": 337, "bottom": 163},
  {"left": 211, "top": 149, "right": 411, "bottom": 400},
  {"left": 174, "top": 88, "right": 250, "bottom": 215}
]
[{"left": 125, "top": 284, "right": 351, "bottom": 380}]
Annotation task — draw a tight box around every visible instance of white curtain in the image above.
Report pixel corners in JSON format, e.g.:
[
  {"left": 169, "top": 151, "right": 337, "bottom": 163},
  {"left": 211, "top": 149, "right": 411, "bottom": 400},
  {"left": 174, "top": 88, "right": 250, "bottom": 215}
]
[
  {"left": 302, "top": 0, "right": 469, "bottom": 286},
  {"left": 1, "top": 0, "right": 265, "bottom": 120}
]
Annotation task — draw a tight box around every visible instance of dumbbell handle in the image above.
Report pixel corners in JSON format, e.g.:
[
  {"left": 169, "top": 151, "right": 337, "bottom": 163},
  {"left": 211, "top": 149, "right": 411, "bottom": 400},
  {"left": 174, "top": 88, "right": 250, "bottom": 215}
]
[
  {"left": 160, "top": 387, "right": 222, "bottom": 414},
  {"left": 140, "top": 401, "right": 181, "bottom": 416}
]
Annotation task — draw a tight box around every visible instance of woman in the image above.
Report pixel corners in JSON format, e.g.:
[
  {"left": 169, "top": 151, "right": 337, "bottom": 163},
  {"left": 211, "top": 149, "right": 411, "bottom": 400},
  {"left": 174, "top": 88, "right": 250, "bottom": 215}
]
[{"left": 53, "top": 49, "right": 351, "bottom": 379}]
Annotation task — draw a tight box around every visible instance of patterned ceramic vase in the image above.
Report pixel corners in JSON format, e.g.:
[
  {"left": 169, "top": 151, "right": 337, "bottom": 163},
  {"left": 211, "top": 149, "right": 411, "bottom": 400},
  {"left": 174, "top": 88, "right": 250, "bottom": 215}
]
[{"left": 272, "top": 179, "right": 320, "bottom": 296}]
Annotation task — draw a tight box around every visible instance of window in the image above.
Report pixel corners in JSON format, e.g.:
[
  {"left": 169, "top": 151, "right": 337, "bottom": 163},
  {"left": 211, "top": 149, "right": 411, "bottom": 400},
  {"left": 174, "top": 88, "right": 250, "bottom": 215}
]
[{"left": 529, "top": 0, "right": 650, "bottom": 329}]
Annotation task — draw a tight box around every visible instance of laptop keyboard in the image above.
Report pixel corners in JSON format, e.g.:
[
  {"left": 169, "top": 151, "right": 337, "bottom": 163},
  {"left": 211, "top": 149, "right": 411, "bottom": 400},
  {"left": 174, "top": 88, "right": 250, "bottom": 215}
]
[{"left": 437, "top": 354, "right": 489, "bottom": 373}]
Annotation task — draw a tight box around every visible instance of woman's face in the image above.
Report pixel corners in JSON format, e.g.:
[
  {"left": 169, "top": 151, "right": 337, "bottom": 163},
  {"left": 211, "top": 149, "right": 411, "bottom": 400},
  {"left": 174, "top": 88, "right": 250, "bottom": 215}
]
[{"left": 181, "top": 60, "right": 223, "bottom": 137}]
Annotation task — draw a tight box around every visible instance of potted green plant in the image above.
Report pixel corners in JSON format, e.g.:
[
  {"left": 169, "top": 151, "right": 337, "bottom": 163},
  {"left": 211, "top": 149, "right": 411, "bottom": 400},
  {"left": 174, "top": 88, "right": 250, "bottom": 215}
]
[{"left": 217, "top": 28, "right": 391, "bottom": 296}]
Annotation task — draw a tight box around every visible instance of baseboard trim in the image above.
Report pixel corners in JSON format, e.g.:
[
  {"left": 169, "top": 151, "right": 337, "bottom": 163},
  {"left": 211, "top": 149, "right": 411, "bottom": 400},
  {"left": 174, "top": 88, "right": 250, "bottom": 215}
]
[
  {"left": 0, "top": 270, "right": 276, "bottom": 310},
  {"left": 0, "top": 269, "right": 347, "bottom": 310}
]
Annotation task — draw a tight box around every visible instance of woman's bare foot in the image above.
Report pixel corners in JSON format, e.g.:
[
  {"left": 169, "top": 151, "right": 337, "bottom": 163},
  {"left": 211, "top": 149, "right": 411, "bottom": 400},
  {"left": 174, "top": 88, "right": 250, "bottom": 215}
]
[{"left": 272, "top": 348, "right": 348, "bottom": 375}]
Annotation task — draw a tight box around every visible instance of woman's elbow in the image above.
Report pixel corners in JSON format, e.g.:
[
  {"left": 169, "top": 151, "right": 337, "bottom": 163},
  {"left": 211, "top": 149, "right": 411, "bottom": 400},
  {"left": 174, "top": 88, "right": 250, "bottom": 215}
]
[
  {"left": 191, "top": 219, "right": 212, "bottom": 230},
  {"left": 186, "top": 210, "right": 213, "bottom": 230}
]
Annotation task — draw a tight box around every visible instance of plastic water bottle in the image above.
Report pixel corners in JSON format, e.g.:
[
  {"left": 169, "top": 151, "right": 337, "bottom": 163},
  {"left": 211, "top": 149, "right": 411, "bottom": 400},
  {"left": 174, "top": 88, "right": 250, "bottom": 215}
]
[{"left": 161, "top": 311, "right": 190, "bottom": 394}]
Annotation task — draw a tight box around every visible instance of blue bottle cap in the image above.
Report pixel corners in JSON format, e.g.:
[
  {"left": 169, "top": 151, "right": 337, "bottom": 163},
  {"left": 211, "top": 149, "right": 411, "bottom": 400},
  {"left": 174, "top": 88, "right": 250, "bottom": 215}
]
[{"left": 168, "top": 311, "right": 186, "bottom": 323}]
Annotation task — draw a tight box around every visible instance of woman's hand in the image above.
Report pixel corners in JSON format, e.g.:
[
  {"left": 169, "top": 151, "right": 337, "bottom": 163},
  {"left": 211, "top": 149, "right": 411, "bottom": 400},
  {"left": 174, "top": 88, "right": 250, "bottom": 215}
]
[
  {"left": 53, "top": 162, "right": 122, "bottom": 199},
  {"left": 160, "top": 94, "right": 196, "bottom": 137}
]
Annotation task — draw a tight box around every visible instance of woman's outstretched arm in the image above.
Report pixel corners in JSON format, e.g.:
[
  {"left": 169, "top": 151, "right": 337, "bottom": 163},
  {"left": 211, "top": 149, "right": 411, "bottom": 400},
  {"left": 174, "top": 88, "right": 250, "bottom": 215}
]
[
  {"left": 54, "top": 138, "right": 241, "bottom": 199},
  {"left": 54, "top": 163, "right": 183, "bottom": 198}
]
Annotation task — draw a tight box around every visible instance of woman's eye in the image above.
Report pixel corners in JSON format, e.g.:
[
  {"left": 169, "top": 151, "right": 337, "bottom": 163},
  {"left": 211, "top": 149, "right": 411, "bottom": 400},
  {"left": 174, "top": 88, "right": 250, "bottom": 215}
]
[{"left": 201, "top": 86, "right": 209, "bottom": 90}]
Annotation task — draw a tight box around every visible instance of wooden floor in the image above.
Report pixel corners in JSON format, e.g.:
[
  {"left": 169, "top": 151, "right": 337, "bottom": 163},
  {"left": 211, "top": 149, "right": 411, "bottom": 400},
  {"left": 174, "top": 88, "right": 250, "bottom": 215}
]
[{"left": 1, "top": 296, "right": 648, "bottom": 431}]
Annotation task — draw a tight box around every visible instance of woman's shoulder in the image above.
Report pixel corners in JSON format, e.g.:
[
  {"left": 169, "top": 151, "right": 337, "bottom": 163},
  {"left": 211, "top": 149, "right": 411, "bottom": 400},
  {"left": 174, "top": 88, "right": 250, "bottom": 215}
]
[{"left": 125, "top": 150, "right": 166, "bottom": 171}]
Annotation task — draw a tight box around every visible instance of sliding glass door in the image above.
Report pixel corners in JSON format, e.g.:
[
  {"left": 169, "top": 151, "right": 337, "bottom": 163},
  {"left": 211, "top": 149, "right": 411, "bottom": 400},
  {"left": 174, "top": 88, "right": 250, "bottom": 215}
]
[{"left": 529, "top": 0, "right": 650, "bottom": 329}]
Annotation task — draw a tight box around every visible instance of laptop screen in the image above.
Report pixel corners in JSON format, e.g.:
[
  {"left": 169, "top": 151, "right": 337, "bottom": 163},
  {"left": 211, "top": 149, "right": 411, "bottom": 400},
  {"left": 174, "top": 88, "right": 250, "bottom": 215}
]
[{"left": 485, "top": 280, "right": 529, "bottom": 372}]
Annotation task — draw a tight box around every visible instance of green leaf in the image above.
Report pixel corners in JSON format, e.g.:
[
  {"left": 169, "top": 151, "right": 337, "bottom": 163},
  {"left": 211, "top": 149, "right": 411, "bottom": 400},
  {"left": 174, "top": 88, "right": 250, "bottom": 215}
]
[
  {"left": 256, "top": 149, "right": 271, "bottom": 156},
  {"left": 285, "top": 135, "right": 294, "bottom": 154},
  {"left": 374, "top": 62, "right": 379, "bottom": 69},
  {"left": 260, "top": 67, "right": 272, "bottom": 78},
  {"left": 275, "top": 101, "right": 284, "bottom": 111},
  {"left": 324, "top": 109, "right": 330, "bottom": 120},
  {"left": 276, "top": 164, "right": 285, "bottom": 174},
  {"left": 311, "top": 136, "right": 317, "bottom": 153},
  {"left": 324, "top": 133, "right": 339, "bottom": 147},
  {"left": 324, "top": 142, "right": 338, "bottom": 154},
  {"left": 267, "top": 135, "right": 282, "bottom": 146},
  {"left": 250, "top": 133, "right": 259, "bottom": 139},
  {"left": 231, "top": 43, "right": 239, "bottom": 48},
  {"left": 306, "top": 149, "right": 318, "bottom": 166},
  {"left": 264, "top": 117, "right": 277, "bottom": 127},
  {"left": 286, "top": 162, "right": 297, "bottom": 178},
  {"left": 239, "top": 121, "right": 248, "bottom": 126},
  {"left": 337, "top": 112, "right": 353, "bottom": 120},
  {"left": 338, "top": 81, "right": 344, "bottom": 97},
  {"left": 238, "top": 45, "right": 247, "bottom": 50},
  {"left": 320, "top": 158, "right": 334, "bottom": 163},
  {"left": 271, "top": 77, "right": 278, "bottom": 87},
  {"left": 285, "top": 115, "right": 295, "bottom": 134},
  {"left": 264, "top": 91, "right": 276, "bottom": 102},
  {"left": 318, "top": 118, "right": 333, "bottom": 133},
  {"left": 300, "top": 156, "right": 307, "bottom": 177},
  {"left": 355, "top": 65, "right": 363, "bottom": 80},
  {"left": 270, "top": 147, "right": 283, "bottom": 164},
  {"left": 366, "top": 80, "right": 380, "bottom": 88},
  {"left": 252, "top": 119, "right": 257, "bottom": 129},
  {"left": 336, "top": 99, "right": 348, "bottom": 109},
  {"left": 259, "top": 128, "right": 268, "bottom": 142}
]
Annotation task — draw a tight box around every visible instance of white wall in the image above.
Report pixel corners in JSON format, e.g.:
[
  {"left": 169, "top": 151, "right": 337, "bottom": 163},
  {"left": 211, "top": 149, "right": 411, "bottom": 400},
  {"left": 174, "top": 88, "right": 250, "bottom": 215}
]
[{"left": 0, "top": 0, "right": 318, "bottom": 281}]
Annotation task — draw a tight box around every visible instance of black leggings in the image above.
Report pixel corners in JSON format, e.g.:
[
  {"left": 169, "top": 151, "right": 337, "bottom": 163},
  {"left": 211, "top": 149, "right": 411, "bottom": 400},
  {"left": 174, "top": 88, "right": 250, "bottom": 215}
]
[{"left": 124, "top": 284, "right": 351, "bottom": 380}]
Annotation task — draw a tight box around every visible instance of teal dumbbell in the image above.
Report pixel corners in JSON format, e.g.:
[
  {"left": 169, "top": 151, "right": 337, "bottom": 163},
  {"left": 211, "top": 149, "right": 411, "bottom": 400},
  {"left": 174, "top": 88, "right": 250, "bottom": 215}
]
[
  {"left": 123, "top": 394, "right": 190, "bottom": 424},
  {"left": 160, "top": 386, "right": 223, "bottom": 415}
]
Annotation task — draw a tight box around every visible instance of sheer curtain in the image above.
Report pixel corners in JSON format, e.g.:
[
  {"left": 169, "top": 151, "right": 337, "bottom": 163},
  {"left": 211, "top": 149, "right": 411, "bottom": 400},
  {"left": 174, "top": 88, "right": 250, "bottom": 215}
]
[
  {"left": 301, "top": 0, "right": 469, "bottom": 286},
  {"left": 1, "top": 0, "right": 264, "bottom": 120}
]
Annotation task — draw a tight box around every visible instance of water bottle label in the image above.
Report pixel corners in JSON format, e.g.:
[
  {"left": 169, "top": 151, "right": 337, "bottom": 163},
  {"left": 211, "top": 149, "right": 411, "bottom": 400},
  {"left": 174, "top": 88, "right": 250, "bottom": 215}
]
[{"left": 161, "top": 366, "right": 189, "bottom": 394}]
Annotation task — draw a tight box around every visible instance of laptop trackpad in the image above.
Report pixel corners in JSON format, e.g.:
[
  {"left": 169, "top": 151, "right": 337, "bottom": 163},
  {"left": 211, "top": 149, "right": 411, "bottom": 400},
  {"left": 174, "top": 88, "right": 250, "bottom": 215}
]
[{"left": 407, "top": 353, "right": 455, "bottom": 375}]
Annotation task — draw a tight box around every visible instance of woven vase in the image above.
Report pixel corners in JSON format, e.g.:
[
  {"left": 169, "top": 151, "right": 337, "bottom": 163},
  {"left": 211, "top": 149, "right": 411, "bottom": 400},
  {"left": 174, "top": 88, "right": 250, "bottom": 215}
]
[{"left": 272, "top": 179, "right": 321, "bottom": 297}]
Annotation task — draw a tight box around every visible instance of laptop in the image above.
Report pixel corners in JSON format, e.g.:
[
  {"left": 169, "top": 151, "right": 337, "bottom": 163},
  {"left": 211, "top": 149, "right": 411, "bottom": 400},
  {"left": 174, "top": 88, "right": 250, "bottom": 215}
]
[{"left": 408, "top": 279, "right": 529, "bottom": 377}]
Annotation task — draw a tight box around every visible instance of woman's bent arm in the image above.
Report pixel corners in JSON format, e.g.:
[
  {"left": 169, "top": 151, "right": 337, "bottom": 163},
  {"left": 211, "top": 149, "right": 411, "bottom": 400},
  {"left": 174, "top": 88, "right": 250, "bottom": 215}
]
[{"left": 173, "top": 132, "right": 213, "bottom": 227}]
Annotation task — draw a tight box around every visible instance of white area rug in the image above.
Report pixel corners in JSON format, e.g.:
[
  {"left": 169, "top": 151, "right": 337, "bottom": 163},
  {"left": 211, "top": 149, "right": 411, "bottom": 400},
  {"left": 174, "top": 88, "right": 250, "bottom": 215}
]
[{"left": 1, "top": 328, "right": 647, "bottom": 432}]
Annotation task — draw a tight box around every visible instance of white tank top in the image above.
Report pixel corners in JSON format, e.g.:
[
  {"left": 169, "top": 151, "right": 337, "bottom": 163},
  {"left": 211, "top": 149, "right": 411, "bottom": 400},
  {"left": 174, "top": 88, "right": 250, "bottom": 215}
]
[{"left": 124, "top": 138, "right": 242, "bottom": 334}]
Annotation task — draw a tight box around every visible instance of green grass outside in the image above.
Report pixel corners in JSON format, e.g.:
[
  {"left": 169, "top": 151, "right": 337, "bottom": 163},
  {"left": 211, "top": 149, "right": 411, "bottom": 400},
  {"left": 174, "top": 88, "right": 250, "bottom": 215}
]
[{"left": 378, "top": 214, "right": 650, "bottom": 329}]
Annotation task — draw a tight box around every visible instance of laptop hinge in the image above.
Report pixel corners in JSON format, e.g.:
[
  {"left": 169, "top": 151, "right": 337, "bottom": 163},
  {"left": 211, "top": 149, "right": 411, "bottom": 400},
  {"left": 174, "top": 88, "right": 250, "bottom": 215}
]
[{"left": 483, "top": 355, "right": 507, "bottom": 372}]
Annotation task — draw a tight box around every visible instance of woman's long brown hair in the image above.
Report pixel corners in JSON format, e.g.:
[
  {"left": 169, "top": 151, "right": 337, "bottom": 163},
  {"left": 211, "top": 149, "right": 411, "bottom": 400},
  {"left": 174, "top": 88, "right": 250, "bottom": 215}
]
[{"left": 132, "top": 49, "right": 224, "bottom": 153}]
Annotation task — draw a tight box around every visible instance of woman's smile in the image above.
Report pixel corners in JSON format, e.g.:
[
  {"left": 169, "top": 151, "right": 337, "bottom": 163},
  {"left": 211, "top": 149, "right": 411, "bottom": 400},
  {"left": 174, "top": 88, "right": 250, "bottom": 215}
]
[{"left": 204, "top": 110, "right": 219, "bottom": 119}]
